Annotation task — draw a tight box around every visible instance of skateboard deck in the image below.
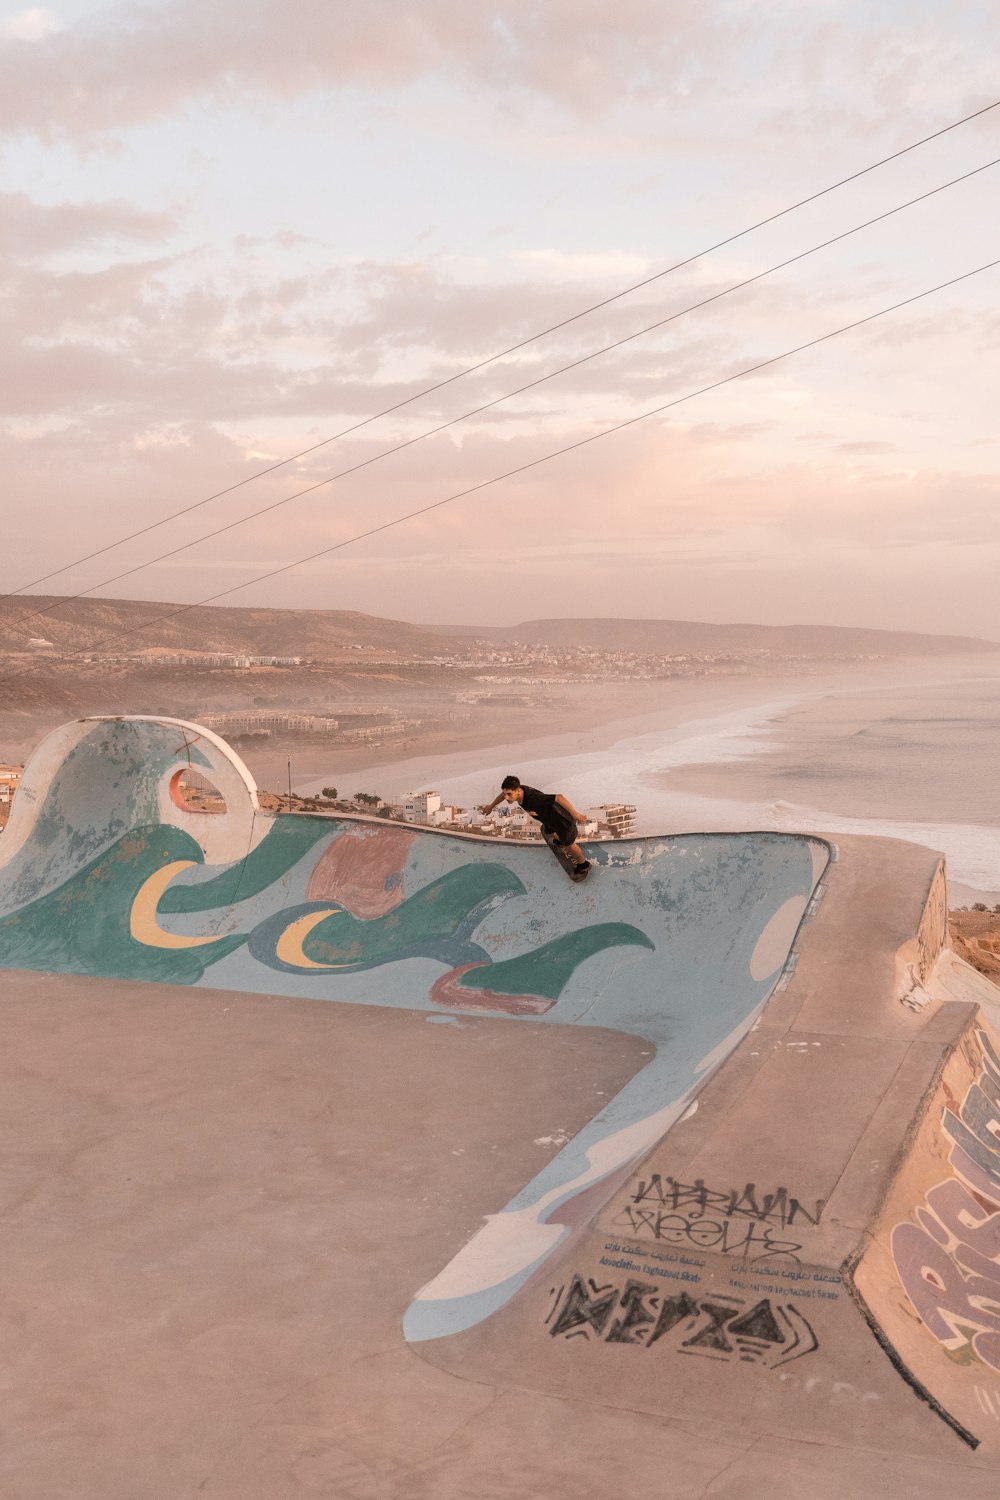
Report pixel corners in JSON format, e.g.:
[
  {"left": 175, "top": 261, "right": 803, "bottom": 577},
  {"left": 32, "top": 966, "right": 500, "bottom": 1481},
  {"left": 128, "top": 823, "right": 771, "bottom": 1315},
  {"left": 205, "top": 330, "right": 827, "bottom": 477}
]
[{"left": 543, "top": 832, "right": 590, "bottom": 882}]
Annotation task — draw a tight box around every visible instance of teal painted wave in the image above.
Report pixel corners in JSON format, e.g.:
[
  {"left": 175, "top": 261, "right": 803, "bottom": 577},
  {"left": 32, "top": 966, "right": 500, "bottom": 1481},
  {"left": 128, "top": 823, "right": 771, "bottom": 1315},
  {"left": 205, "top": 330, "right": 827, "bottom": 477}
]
[
  {"left": 158, "top": 816, "right": 334, "bottom": 912},
  {"left": 246, "top": 863, "right": 525, "bottom": 974},
  {"left": 455, "top": 923, "right": 655, "bottom": 1000},
  {"left": 0, "top": 824, "right": 246, "bottom": 983}
]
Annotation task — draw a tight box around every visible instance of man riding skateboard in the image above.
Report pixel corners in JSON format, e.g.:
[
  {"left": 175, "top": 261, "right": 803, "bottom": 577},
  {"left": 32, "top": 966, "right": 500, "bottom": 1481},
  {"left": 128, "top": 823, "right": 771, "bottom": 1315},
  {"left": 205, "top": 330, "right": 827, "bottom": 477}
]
[{"left": 482, "top": 776, "right": 592, "bottom": 879}]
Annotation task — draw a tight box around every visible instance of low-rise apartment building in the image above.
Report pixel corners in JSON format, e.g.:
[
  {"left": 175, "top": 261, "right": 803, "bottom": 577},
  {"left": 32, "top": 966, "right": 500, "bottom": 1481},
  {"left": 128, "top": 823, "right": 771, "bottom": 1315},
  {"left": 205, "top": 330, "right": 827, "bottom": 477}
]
[
  {"left": 392, "top": 790, "right": 443, "bottom": 822},
  {"left": 586, "top": 803, "right": 637, "bottom": 838},
  {"left": 0, "top": 763, "right": 23, "bottom": 805}
]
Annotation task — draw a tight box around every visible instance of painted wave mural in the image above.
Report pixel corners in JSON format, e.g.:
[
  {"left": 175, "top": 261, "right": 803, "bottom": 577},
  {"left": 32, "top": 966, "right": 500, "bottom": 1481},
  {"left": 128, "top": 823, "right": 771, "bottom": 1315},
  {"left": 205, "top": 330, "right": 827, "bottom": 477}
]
[{"left": 0, "top": 716, "right": 830, "bottom": 1341}]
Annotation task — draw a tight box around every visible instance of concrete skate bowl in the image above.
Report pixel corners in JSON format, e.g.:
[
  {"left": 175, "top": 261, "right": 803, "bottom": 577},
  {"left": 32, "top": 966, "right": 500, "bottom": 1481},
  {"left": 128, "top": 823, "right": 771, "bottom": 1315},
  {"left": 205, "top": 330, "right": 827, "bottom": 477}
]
[
  {"left": 404, "top": 827, "right": 1000, "bottom": 1476},
  {"left": 0, "top": 715, "right": 830, "bottom": 1342}
]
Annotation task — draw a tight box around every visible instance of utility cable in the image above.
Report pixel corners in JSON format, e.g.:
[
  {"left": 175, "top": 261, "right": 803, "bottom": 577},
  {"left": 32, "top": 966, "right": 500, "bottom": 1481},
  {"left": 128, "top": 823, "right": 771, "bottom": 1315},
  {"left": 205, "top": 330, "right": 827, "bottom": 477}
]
[
  {"left": 3, "top": 94, "right": 998, "bottom": 604},
  {"left": 8, "top": 254, "right": 996, "bottom": 681},
  {"left": 8, "top": 152, "right": 999, "bottom": 641}
]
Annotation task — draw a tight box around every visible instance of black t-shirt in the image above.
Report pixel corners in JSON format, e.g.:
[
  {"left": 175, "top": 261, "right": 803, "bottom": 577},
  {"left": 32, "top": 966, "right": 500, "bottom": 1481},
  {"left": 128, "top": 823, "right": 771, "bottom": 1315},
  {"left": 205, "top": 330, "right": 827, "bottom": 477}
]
[{"left": 519, "top": 785, "right": 560, "bottom": 822}]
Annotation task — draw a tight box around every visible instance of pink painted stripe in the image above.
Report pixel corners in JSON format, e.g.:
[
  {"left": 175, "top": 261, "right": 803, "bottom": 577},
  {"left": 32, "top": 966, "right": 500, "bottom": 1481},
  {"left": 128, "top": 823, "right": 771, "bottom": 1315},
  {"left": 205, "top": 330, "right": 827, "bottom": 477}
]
[{"left": 429, "top": 963, "right": 555, "bottom": 1017}]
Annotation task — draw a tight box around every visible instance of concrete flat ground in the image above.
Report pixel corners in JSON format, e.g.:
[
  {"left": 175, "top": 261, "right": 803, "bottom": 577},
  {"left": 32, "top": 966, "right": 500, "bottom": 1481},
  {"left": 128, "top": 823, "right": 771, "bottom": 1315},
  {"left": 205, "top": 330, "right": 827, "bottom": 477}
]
[
  {"left": 4, "top": 967, "right": 647, "bottom": 1499},
  {"left": 5, "top": 966, "right": 1000, "bottom": 1500}
]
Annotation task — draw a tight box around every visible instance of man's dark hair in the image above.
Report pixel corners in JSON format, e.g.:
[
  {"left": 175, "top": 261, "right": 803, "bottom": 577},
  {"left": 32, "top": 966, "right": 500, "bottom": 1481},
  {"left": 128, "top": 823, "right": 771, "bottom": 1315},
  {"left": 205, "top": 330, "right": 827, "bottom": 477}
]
[{"left": 501, "top": 775, "right": 521, "bottom": 790}]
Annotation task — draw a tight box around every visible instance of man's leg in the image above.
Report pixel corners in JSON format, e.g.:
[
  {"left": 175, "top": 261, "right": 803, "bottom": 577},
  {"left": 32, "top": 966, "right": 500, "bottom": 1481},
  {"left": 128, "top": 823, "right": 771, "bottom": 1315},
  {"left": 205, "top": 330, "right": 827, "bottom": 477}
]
[{"left": 548, "top": 823, "right": 588, "bottom": 867}]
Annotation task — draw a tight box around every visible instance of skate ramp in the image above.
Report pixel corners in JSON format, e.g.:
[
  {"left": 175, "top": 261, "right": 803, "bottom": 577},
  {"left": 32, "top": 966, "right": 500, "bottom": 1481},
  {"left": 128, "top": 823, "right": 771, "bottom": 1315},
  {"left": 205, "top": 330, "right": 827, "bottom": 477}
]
[
  {"left": 409, "top": 830, "right": 1000, "bottom": 1474},
  {"left": 5, "top": 715, "right": 1000, "bottom": 1485},
  {"left": 0, "top": 715, "right": 828, "bottom": 1341}
]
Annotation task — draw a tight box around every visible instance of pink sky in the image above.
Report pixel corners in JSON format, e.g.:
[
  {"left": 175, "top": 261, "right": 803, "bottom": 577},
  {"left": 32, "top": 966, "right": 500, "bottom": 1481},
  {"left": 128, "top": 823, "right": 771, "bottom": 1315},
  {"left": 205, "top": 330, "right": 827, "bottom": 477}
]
[{"left": 1, "top": 0, "right": 998, "bottom": 635}]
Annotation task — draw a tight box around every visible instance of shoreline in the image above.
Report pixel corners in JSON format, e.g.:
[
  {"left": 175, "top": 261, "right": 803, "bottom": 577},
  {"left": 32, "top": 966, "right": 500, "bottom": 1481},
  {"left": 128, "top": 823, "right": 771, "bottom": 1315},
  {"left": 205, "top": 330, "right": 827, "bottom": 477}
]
[
  {"left": 249, "top": 657, "right": 953, "bottom": 796},
  {"left": 242, "top": 673, "right": 817, "bottom": 800},
  {"left": 660, "top": 666, "right": 1000, "bottom": 827},
  {"left": 234, "top": 656, "right": 1000, "bottom": 906}
]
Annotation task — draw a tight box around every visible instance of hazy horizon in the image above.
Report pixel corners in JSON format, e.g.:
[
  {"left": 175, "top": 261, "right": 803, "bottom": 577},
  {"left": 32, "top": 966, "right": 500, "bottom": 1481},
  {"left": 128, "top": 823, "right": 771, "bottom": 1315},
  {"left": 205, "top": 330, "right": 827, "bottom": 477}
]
[
  {"left": 1, "top": 2, "right": 998, "bottom": 636},
  {"left": 5, "top": 590, "right": 1000, "bottom": 648}
]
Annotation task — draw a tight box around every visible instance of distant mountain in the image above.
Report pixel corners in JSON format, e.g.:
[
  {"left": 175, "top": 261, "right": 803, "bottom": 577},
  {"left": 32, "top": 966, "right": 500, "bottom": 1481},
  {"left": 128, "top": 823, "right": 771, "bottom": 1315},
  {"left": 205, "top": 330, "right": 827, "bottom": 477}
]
[
  {"left": 0, "top": 597, "right": 458, "bottom": 658},
  {"left": 438, "top": 618, "right": 1000, "bottom": 657},
  {"left": 3, "top": 598, "right": 996, "bottom": 662}
]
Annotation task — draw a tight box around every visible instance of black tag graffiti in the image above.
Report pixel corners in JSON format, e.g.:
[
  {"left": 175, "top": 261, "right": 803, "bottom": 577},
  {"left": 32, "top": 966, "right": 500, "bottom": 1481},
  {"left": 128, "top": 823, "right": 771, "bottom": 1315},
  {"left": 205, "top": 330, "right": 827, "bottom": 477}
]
[
  {"left": 613, "top": 1175, "right": 825, "bottom": 1266},
  {"left": 547, "top": 1276, "right": 818, "bottom": 1368}
]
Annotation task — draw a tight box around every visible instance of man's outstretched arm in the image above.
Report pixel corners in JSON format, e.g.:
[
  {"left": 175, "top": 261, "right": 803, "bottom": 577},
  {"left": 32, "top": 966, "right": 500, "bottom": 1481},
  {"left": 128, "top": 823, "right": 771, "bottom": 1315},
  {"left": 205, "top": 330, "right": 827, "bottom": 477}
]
[{"left": 555, "top": 794, "right": 585, "bottom": 824}]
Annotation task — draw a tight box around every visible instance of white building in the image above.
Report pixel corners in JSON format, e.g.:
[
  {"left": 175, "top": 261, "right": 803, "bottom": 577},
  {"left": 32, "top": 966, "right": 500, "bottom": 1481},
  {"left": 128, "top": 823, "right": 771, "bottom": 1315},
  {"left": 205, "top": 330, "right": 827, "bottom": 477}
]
[
  {"left": 492, "top": 804, "right": 538, "bottom": 836},
  {"left": 393, "top": 790, "right": 443, "bottom": 822},
  {"left": 585, "top": 804, "right": 637, "bottom": 838}
]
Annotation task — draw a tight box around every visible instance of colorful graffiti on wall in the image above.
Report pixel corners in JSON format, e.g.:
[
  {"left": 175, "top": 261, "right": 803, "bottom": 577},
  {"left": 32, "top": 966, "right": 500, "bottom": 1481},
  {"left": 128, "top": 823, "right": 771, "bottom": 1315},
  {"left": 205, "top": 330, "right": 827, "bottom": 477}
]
[
  {"left": 892, "top": 1029, "right": 1000, "bottom": 1374},
  {"left": 0, "top": 715, "right": 829, "bottom": 1344}
]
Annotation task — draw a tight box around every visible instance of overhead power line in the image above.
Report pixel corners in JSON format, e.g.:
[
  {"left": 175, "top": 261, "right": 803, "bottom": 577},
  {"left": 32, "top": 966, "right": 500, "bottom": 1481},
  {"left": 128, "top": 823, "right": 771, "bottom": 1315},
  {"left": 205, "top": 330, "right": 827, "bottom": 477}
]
[
  {"left": 8, "top": 254, "right": 996, "bottom": 681},
  {"left": 3, "top": 93, "right": 998, "bottom": 605},
  {"left": 8, "top": 151, "right": 1000, "bottom": 642}
]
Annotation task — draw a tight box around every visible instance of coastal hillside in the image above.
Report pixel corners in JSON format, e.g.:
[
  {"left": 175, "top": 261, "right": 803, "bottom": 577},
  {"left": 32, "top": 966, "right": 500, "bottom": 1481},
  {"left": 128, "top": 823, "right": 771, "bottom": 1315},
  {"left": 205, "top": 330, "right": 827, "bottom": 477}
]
[
  {"left": 3, "top": 597, "right": 996, "bottom": 661},
  {"left": 0, "top": 598, "right": 458, "bottom": 659},
  {"left": 448, "top": 618, "right": 1000, "bottom": 657},
  {"left": 3, "top": 597, "right": 995, "bottom": 669}
]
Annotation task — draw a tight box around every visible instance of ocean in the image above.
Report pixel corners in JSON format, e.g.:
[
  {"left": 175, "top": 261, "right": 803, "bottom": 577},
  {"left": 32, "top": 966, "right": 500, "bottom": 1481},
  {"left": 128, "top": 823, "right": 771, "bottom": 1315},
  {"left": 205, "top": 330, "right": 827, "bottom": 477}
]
[
  {"left": 305, "top": 657, "right": 1000, "bottom": 904},
  {"left": 648, "top": 667, "right": 1000, "bottom": 903}
]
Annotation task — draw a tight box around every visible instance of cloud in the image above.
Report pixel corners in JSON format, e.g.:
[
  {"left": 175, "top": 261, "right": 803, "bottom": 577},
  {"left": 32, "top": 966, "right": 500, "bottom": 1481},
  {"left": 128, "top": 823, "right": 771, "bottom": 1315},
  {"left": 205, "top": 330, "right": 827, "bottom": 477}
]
[
  {"left": 0, "top": 223, "right": 748, "bottom": 425},
  {"left": 0, "top": 191, "right": 176, "bottom": 258},
  {"left": 0, "top": 9, "right": 59, "bottom": 42},
  {"left": 0, "top": 199, "right": 992, "bottom": 510},
  {"left": 0, "top": 0, "right": 740, "bottom": 139},
  {"left": 2, "top": 382, "right": 997, "bottom": 636},
  {"left": 12, "top": 0, "right": 989, "bottom": 147}
]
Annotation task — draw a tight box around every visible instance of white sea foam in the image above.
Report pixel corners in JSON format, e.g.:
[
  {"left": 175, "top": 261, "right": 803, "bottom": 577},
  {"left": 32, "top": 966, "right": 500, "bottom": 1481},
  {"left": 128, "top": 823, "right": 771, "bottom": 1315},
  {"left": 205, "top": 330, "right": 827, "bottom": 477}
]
[
  {"left": 307, "top": 669, "right": 1000, "bottom": 898},
  {"left": 478, "top": 697, "right": 1000, "bottom": 896},
  {"left": 403, "top": 696, "right": 802, "bottom": 817}
]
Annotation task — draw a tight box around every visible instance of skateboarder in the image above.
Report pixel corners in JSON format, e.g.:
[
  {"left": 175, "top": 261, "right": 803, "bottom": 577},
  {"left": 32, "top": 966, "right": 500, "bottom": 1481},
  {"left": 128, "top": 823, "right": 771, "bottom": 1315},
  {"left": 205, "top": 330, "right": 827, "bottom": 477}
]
[{"left": 482, "top": 776, "right": 591, "bottom": 877}]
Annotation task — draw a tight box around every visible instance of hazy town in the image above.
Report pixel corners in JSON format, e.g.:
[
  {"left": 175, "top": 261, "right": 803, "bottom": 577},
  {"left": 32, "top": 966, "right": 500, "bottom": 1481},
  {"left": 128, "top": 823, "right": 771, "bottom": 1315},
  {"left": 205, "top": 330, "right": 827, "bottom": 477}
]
[
  {"left": 3, "top": 597, "right": 986, "bottom": 761},
  {"left": 3, "top": 599, "right": 993, "bottom": 836}
]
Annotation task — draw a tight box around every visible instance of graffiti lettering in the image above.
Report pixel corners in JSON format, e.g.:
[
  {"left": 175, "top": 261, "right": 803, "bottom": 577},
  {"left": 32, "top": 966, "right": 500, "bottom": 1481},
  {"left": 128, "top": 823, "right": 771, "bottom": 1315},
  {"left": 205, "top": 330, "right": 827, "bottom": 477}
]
[
  {"left": 613, "top": 1205, "right": 803, "bottom": 1265},
  {"left": 629, "top": 1175, "right": 825, "bottom": 1228},
  {"left": 547, "top": 1275, "right": 818, "bottom": 1367},
  {"left": 547, "top": 1275, "right": 618, "bottom": 1340},
  {"left": 612, "top": 1175, "right": 824, "bottom": 1266},
  {"left": 892, "top": 1029, "right": 1000, "bottom": 1374},
  {"left": 607, "top": 1279, "right": 662, "bottom": 1344}
]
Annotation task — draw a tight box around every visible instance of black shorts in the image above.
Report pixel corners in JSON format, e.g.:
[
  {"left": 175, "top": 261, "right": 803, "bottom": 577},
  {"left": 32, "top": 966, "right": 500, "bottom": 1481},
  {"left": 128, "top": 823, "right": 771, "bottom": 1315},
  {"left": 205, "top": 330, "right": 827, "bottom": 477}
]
[{"left": 542, "top": 807, "right": 577, "bottom": 847}]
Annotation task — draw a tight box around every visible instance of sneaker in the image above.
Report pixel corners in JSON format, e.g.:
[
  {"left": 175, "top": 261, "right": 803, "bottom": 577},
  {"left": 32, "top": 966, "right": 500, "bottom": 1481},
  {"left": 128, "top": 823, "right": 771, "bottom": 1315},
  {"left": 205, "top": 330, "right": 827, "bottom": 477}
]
[{"left": 574, "top": 860, "right": 591, "bottom": 874}]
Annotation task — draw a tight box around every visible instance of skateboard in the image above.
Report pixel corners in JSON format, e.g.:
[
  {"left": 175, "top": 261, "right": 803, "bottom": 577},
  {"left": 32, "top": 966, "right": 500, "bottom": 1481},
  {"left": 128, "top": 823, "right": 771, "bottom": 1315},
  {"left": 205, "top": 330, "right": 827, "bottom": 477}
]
[{"left": 544, "top": 832, "right": 591, "bottom": 882}]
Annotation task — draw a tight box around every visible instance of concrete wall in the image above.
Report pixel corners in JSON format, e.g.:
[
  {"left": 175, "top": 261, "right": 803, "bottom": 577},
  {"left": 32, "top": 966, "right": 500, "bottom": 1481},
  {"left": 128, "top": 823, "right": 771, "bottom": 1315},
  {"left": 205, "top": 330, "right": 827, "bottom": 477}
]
[{"left": 856, "top": 994, "right": 1000, "bottom": 1453}]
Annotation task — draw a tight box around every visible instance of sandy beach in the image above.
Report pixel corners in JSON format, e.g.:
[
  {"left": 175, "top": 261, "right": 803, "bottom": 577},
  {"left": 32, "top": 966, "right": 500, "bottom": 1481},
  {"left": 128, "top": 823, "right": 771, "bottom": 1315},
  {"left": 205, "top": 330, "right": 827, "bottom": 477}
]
[
  {"left": 242, "top": 671, "right": 832, "bottom": 804},
  {"left": 239, "top": 654, "right": 1000, "bottom": 905}
]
